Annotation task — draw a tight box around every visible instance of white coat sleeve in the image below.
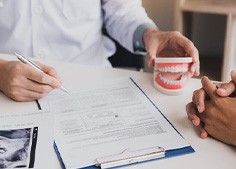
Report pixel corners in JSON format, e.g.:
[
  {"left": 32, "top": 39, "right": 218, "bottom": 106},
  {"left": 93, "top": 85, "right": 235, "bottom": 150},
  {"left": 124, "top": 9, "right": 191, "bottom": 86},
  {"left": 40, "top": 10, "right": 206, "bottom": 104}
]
[{"left": 102, "top": 0, "right": 156, "bottom": 53}]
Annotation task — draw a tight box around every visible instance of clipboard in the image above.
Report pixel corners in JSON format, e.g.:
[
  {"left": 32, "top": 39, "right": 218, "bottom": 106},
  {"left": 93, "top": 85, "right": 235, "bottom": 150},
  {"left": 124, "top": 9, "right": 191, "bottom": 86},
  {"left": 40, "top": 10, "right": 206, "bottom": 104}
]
[
  {"left": 54, "top": 143, "right": 194, "bottom": 169},
  {"left": 96, "top": 146, "right": 165, "bottom": 169},
  {"left": 42, "top": 77, "right": 195, "bottom": 169}
]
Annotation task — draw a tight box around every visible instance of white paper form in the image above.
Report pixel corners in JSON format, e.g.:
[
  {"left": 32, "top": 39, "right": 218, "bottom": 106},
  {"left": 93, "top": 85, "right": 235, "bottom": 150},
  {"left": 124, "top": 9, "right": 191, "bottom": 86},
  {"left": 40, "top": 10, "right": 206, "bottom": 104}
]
[
  {"left": 39, "top": 77, "right": 191, "bottom": 169},
  {"left": 0, "top": 110, "right": 54, "bottom": 169}
]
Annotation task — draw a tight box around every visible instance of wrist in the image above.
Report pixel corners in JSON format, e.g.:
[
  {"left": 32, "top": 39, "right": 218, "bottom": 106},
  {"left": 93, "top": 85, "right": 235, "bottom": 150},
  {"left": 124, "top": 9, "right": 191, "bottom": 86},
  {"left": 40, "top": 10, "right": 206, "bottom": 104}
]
[
  {"left": 143, "top": 28, "right": 160, "bottom": 48},
  {"left": 133, "top": 23, "right": 157, "bottom": 52}
]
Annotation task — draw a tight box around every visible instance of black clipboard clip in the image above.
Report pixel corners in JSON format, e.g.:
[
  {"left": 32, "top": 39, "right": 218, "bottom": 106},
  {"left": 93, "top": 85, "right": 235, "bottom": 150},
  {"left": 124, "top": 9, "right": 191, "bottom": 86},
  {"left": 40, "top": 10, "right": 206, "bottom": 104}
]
[{"left": 96, "top": 146, "right": 165, "bottom": 169}]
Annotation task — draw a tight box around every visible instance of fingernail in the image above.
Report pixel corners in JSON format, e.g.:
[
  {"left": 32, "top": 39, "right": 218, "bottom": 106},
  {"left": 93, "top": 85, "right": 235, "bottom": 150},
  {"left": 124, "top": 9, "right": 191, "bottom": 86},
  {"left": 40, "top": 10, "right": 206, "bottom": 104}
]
[
  {"left": 217, "top": 88, "right": 227, "bottom": 93},
  {"left": 231, "top": 70, "right": 236, "bottom": 76},
  {"left": 192, "top": 120, "right": 198, "bottom": 126},
  {"left": 201, "top": 131, "right": 207, "bottom": 139},
  {"left": 201, "top": 76, "right": 209, "bottom": 83},
  {"left": 197, "top": 105, "right": 201, "bottom": 112}
]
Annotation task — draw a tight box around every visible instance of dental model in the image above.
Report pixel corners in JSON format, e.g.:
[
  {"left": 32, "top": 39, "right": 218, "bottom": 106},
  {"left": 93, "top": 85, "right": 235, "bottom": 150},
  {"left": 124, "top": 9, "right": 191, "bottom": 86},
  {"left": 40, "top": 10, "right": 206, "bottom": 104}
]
[{"left": 154, "top": 57, "right": 192, "bottom": 95}]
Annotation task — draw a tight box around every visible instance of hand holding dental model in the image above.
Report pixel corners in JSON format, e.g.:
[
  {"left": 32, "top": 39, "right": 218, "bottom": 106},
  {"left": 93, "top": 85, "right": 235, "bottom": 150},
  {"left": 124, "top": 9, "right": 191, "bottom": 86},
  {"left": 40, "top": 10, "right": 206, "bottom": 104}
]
[{"left": 143, "top": 29, "right": 200, "bottom": 95}]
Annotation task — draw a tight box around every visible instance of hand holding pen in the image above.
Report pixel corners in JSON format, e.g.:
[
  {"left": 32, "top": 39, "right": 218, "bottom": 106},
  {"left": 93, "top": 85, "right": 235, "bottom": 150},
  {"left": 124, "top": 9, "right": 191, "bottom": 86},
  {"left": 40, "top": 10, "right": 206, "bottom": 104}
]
[
  {"left": 15, "top": 53, "right": 69, "bottom": 94},
  {"left": 0, "top": 53, "right": 68, "bottom": 102}
]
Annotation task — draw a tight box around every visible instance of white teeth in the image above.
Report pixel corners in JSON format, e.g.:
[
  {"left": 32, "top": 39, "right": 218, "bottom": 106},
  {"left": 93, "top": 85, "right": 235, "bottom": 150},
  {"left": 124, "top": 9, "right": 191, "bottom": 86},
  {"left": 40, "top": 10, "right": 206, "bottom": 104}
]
[
  {"left": 159, "top": 74, "right": 187, "bottom": 85},
  {"left": 158, "top": 66, "right": 188, "bottom": 73}
]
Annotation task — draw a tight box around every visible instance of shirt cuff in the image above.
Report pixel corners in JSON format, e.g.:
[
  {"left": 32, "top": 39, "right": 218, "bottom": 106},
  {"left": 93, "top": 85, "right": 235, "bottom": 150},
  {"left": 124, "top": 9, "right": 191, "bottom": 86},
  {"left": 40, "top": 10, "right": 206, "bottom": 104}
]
[{"left": 133, "top": 23, "right": 157, "bottom": 52}]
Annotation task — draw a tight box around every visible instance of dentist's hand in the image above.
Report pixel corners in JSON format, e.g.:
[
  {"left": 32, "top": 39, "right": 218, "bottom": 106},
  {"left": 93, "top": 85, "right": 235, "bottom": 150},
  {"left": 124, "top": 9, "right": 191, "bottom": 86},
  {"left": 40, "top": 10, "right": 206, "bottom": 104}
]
[
  {"left": 143, "top": 28, "right": 200, "bottom": 77},
  {"left": 0, "top": 59, "right": 61, "bottom": 101}
]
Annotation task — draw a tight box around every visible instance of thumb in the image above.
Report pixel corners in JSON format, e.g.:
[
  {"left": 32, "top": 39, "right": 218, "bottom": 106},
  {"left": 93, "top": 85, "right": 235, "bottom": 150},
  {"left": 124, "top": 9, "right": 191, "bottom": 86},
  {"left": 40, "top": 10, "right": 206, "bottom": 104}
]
[
  {"left": 216, "top": 81, "right": 235, "bottom": 97},
  {"left": 231, "top": 70, "right": 236, "bottom": 84},
  {"left": 201, "top": 76, "right": 218, "bottom": 99}
]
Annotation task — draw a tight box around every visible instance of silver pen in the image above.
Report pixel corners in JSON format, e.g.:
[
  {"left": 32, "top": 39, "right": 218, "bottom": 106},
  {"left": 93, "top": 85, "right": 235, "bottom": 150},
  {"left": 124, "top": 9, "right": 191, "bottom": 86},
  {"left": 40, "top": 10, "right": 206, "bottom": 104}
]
[{"left": 14, "top": 52, "right": 69, "bottom": 94}]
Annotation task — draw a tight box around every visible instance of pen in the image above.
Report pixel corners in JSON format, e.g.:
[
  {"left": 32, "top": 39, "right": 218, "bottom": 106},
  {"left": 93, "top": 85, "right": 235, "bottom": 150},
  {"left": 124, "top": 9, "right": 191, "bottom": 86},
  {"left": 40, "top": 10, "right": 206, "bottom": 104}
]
[{"left": 14, "top": 52, "right": 69, "bottom": 94}]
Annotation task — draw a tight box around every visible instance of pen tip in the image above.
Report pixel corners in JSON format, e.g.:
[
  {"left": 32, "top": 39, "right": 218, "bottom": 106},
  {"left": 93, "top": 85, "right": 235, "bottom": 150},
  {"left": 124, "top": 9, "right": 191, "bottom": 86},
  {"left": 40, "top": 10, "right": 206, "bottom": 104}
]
[{"left": 60, "top": 86, "right": 70, "bottom": 94}]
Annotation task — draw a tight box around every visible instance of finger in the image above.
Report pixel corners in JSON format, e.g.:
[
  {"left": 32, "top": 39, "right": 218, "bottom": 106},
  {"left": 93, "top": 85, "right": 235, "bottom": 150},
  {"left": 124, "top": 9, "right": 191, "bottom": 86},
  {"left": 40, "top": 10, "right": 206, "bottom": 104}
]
[
  {"left": 146, "top": 54, "right": 155, "bottom": 68},
  {"left": 4, "top": 79, "right": 52, "bottom": 102},
  {"left": 186, "top": 102, "right": 201, "bottom": 126},
  {"left": 192, "top": 89, "right": 206, "bottom": 113},
  {"left": 194, "top": 116, "right": 208, "bottom": 139},
  {"left": 201, "top": 76, "right": 218, "bottom": 99},
  {"left": 190, "top": 62, "right": 200, "bottom": 77},
  {"left": 146, "top": 42, "right": 158, "bottom": 67},
  {"left": 216, "top": 81, "right": 235, "bottom": 97},
  {"left": 176, "top": 34, "right": 198, "bottom": 62},
  {"left": 231, "top": 70, "right": 236, "bottom": 84},
  {"left": 26, "top": 79, "right": 54, "bottom": 94},
  {"left": 36, "top": 62, "right": 61, "bottom": 82},
  {"left": 200, "top": 127, "right": 208, "bottom": 139},
  {"left": 230, "top": 71, "right": 236, "bottom": 96},
  {"left": 9, "top": 74, "right": 54, "bottom": 95},
  {"left": 24, "top": 65, "right": 61, "bottom": 88},
  {"left": 9, "top": 88, "right": 47, "bottom": 102},
  {"left": 175, "top": 33, "right": 200, "bottom": 76},
  {"left": 194, "top": 122, "right": 208, "bottom": 139}
]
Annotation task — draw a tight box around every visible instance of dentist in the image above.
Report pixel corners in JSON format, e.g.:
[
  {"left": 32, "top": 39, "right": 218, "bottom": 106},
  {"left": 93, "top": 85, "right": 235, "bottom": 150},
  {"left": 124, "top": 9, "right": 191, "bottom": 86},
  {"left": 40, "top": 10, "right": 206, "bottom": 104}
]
[{"left": 0, "top": 0, "right": 199, "bottom": 101}]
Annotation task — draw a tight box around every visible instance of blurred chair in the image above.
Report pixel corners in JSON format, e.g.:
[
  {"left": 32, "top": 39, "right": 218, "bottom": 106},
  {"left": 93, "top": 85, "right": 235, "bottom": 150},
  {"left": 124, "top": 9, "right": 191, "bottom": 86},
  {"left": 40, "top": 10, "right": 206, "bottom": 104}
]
[
  {"left": 108, "top": 40, "right": 145, "bottom": 71},
  {"left": 175, "top": 0, "right": 236, "bottom": 81},
  {"left": 103, "top": 28, "right": 145, "bottom": 71}
]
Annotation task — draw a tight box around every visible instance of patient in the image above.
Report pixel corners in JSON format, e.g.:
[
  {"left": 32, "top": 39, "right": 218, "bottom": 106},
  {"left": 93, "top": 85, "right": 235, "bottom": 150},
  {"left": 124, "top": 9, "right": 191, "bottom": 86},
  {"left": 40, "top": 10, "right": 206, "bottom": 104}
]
[
  {"left": 0, "top": 129, "right": 31, "bottom": 168},
  {"left": 186, "top": 71, "right": 236, "bottom": 146}
]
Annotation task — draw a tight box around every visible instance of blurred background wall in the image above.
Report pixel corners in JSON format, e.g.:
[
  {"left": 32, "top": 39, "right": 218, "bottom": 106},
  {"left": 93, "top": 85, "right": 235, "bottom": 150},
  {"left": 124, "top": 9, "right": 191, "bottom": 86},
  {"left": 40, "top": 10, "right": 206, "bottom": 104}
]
[{"left": 142, "top": 0, "right": 175, "bottom": 31}]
